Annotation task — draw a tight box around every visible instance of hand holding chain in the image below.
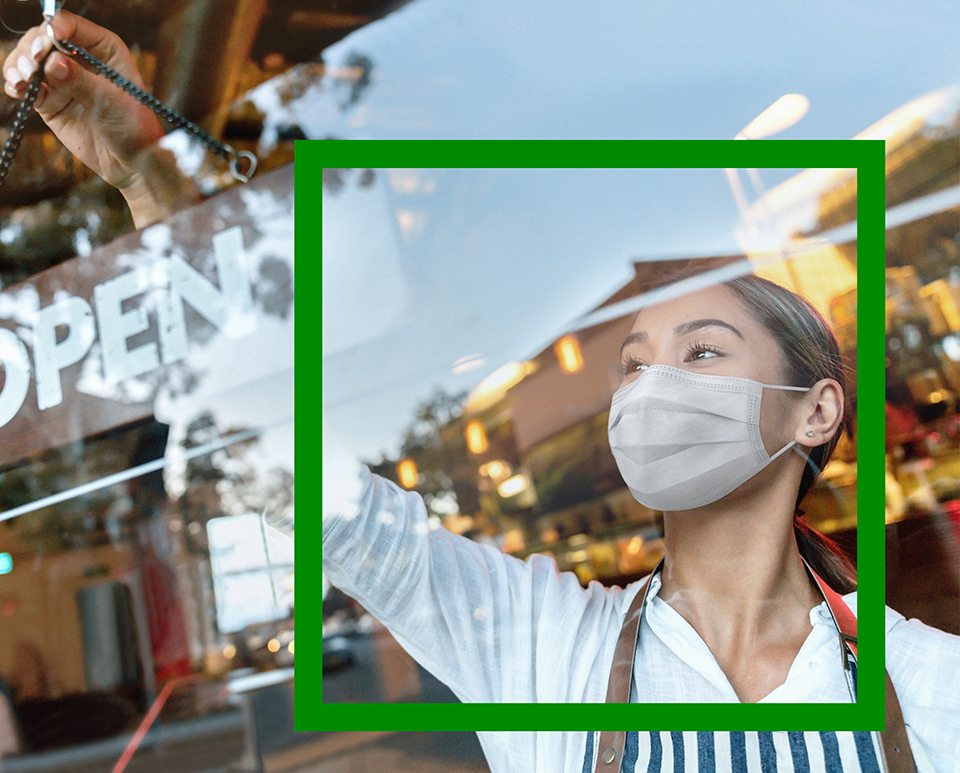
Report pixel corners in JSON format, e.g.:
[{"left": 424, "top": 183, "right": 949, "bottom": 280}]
[{"left": 0, "top": 14, "right": 257, "bottom": 188}]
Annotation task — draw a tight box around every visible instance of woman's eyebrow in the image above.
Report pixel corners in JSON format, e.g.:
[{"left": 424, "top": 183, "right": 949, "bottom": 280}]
[
  {"left": 619, "top": 318, "right": 744, "bottom": 355},
  {"left": 620, "top": 331, "right": 647, "bottom": 355},
  {"left": 673, "top": 318, "right": 744, "bottom": 340}
]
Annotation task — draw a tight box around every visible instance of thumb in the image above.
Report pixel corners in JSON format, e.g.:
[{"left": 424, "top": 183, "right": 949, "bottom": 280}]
[{"left": 34, "top": 51, "right": 102, "bottom": 117}]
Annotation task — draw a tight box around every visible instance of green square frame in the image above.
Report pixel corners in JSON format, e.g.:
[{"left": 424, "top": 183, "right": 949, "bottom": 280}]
[{"left": 299, "top": 139, "right": 885, "bottom": 732}]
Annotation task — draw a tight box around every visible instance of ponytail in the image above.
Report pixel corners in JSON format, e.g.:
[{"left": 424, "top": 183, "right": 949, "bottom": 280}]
[{"left": 793, "top": 514, "right": 857, "bottom": 594}]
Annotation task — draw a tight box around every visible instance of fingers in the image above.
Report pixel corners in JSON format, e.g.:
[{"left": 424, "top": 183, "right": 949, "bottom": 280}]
[
  {"left": 3, "top": 11, "right": 142, "bottom": 101},
  {"left": 3, "top": 26, "right": 52, "bottom": 99},
  {"left": 3, "top": 42, "right": 71, "bottom": 113},
  {"left": 50, "top": 12, "right": 142, "bottom": 85}
]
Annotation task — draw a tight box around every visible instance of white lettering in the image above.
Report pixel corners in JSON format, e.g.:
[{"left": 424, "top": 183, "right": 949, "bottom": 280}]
[
  {"left": 34, "top": 296, "right": 96, "bottom": 410},
  {"left": 157, "top": 226, "right": 255, "bottom": 365},
  {"left": 0, "top": 329, "right": 29, "bottom": 427},
  {"left": 94, "top": 269, "right": 160, "bottom": 383}
]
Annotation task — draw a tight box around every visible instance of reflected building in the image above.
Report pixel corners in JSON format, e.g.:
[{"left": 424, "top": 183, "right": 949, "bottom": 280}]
[{"left": 400, "top": 92, "right": 958, "bottom": 629}]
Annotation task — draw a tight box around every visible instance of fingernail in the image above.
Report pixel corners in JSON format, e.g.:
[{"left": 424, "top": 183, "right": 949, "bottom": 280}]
[
  {"left": 17, "top": 55, "right": 35, "bottom": 81},
  {"left": 5, "top": 68, "right": 23, "bottom": 87},
  {"left": 49, "top": 55, "right": 68, "bottom": 80},
  {"left": 31, "top": 36, "right": 46, "bottom": 60}
]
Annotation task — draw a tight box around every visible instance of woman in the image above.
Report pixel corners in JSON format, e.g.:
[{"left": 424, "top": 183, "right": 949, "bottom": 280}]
[
  {"left": 4, "top": 17, "right": 957, "bottom": 773},
  {"left": 323, "top": 275, "right": 960, "bottom": 773}
]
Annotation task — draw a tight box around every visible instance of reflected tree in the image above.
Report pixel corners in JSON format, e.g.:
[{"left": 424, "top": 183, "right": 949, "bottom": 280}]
[
  {"left": 322, "top": 167, "right": 376, "bottom": 194},
  {"left": 365, "top": 388, "right": 479, "bottom": 520},
  {"left": 338, "top": 53, "right": 374, "bottom": 110},
  {"left": 179, "top": 411, "right": 293, "bottom": 543}
]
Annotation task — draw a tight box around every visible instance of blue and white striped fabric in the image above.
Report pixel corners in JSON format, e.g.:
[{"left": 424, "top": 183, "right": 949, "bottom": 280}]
[{"left": 582, "top": 730, "right": 885, "bottom": 773}]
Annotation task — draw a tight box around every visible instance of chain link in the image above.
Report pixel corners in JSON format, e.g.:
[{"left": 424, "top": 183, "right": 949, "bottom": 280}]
[
  {"left": 0, "top": 31, "right": 257, "bottom": 189},
  {"left": 0, "top": 57, "right": 46, "bottom": 187}
]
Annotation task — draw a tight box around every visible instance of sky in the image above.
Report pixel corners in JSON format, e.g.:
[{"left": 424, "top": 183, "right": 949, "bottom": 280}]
[
  {"left": 318, "top": 0, "right": 959, "bottom": 462},
  {"left": 322, "top": 166, "right": 830, "bottom": 462},
  {"left": 314, "top": 0, "right": 957, "bottom": 142}
]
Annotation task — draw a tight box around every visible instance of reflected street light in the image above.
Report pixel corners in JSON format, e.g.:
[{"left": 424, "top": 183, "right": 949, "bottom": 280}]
[
  {"left": 554, "top": 335, "right": 584, "bottom": 373},
  {"left": 397, "top": 458, "right": 418, "bottom": 488},
  {"left": 465, "top": 420, "right": 489, "bottom": 454},
  {"left": 735, "top": 94, "right": 810, "bottom": 140},
  {"left": 725, "top": 94, "right": 810, "bottom": 239},
  {"left": 726, "top": 93, "right": 811, "bottom": 290}
]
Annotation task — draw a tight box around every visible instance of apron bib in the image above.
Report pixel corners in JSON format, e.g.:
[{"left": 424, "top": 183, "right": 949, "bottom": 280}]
[{"left": 583, "top": 560, "right": 917, "bottom": 773}]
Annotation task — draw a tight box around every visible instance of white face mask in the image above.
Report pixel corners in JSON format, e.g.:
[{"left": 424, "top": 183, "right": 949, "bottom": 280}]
[{"left": 607, "top": 364, "right": 809, "bottom": 511}]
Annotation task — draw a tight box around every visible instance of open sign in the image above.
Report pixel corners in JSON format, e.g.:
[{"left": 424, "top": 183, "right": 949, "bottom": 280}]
[{"left": 0, "top": 164, "right": 293, "bottom": 469}]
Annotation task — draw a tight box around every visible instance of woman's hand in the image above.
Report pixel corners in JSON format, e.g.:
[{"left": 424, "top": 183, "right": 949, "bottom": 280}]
[{"left": 2, "top": 12, "right": 198, "bottom": 227}]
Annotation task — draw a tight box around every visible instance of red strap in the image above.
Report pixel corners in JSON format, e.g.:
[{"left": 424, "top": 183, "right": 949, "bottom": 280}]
[
  {"left": 802, "top": 561, "right": 917, "bottom": 773},
  {"left": 802, "top": 560, "right": 858, "bottom": 664}
]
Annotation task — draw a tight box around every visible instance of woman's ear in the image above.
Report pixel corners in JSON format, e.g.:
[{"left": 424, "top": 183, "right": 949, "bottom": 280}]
[{"left": 795, "top": 378, "right": 844, "bottom": 447}]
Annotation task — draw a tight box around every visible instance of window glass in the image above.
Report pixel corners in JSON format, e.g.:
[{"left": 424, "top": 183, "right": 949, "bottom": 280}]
[
  {"left": 322, "top": 165, "right": 865, "bottom": 705},
  {"left": 0, "top": 0, "right": 955, "bottom": 765},
  {"left": 0, "top": 4, "right": 298, "bottom": 760}
]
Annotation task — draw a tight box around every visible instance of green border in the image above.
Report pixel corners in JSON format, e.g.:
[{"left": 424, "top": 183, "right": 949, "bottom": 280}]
[{"left": 300, "top": 140, "right": 884, "bottom": 731}]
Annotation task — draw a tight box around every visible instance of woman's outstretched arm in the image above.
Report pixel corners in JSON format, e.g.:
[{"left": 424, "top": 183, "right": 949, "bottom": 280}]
[{"left": 322, "top": 423, "right": 625, "bottom": 704}]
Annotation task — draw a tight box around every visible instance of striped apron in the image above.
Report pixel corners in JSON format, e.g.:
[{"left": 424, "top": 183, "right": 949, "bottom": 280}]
[
  {"left": 581, "top": 728, "right": 886, "bottom": 773},
  {"left": 582, "top": 561, "right": 916, "bottom": 773}
]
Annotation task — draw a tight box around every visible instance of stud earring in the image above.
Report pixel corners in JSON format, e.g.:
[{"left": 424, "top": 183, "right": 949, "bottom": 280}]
[{"left": 805, "top": 430, "right": 814, "bottom": 437}]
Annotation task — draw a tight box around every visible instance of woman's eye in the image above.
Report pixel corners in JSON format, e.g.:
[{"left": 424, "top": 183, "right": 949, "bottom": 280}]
[
  {"left": 685, "top": 341, "right": 721, "bottom": 361},
  {"left": 620, "top": 358, "right": 645, "bottom": 374}
]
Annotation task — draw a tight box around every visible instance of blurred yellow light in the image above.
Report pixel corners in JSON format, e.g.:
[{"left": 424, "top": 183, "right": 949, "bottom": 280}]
[
  {"left": 498, "top": 474, "right": 528, "bottom": 498},
  {"left": 463, "top": 361, "right": 536, "bottom": 414},
  {"left": 501, "top": 528, "right": 526, "bottom": 554},
  {"left": 223, "top": 644, "right": 237, "bottom": 659},
  {"left": 267, "top": 638, "right": 281, "bottom": 653},
  {"left": 479, "top": 460, "right": 511, "bottom": 480},
  {"left": 397, "top": 458, "right": 418, "bottom": 488},
  {"left": 627, "top": 536, "right": 643, "bottom": 555},
  {"left": 554, "top": 335, "right": 584, "bottom": 373},
  {"left": 287, "top": 641, "right": 295, "bottom": 655},
  {"left": 465, "top": 421, "right": 488, "bottom": 454},
  {"left": 929, "top": 391, "right": 943, "bottom": 404}
]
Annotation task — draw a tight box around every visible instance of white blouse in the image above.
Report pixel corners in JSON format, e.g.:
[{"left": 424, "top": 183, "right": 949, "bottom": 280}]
[{"left": 321, "top": 433, "right": 960, "bottom": 773}]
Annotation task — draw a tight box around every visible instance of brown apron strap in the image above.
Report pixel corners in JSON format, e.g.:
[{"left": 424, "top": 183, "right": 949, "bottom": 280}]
[
  {"left": 592, "top": 560, "right": 660, "bottom": 773},
  {"left": 593, "top": 559, "right": 917, "bottom": 773},
  {"left": 882, "top": 669, "right": 918, "bottom": 773}
]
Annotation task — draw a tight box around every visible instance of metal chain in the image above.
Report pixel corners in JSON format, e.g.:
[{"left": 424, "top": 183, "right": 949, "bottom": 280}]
[
  {"left": 0, "top": 29, "right": 257, "bottom": 189},
  {"left": 55, "top": 37, "right": 257, "bottom": 182},
  {"left": 0, "top": 58, "right": 46, "bottom": 187}
]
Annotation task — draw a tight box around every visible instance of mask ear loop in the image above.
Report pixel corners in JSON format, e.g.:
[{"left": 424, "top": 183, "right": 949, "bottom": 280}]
[
  {"left": 792, "top": 443, "right": 854, "bottom": 522},
  {"left": 791, "top": 443, "right": 816, "bottom": 469},
  {"left": 760, "top": 382, "right": 813, "bottom": 464}
]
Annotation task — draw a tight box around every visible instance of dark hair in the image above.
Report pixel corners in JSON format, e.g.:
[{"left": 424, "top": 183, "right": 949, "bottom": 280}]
[{"left": 723, "top": 275, "right": 857, "bottom": 593}]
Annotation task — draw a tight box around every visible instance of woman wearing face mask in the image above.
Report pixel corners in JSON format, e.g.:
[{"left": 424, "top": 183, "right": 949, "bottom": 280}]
[{"left": 327, "top": 273, "right": 960, "bottom": 773}]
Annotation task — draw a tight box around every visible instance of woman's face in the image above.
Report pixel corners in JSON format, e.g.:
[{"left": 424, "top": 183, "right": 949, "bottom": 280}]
[{"left": 618, "top": 284, "right": 800, "bottom": 454}]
